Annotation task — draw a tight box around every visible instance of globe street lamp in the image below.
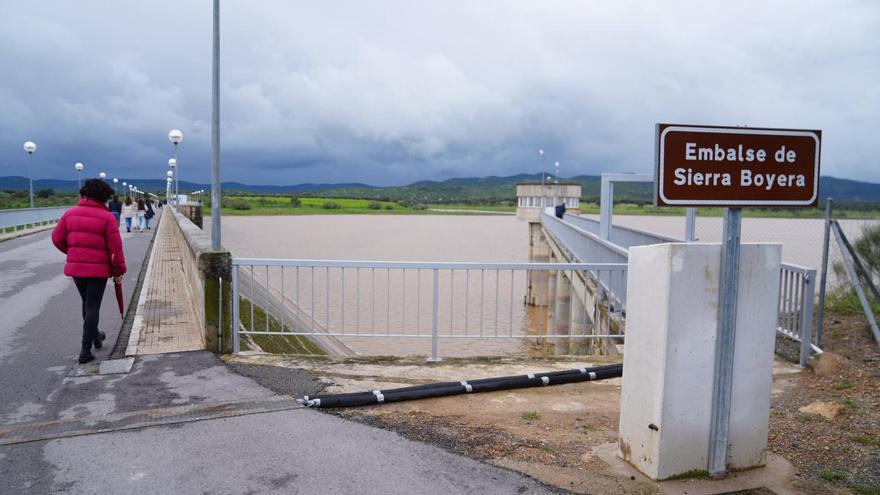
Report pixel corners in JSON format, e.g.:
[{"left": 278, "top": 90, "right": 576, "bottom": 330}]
[
  {"left": 99, "top": 172, "right": 107, "bottom": 181},
  {"left": 168, "top": 129, "right": 183, "bottom": 206},
  {"left": 75, "top": 162, "right": 84, "bottom": 190},
  {"left": 23, "top": 141, "right": 36, "bottom": 208},
  {"left": 113, "top": 177, "right": 118, "bottom": 196}
]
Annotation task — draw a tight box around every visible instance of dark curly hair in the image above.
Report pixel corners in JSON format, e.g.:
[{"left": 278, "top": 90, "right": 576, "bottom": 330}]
[{"left": 79, "top": 178, "right": 115, "bottom": 203}]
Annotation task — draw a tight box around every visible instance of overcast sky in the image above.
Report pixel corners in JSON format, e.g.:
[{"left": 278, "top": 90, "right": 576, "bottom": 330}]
[{"left": 1, "top": 1, "right": 877, "bottom": 186}]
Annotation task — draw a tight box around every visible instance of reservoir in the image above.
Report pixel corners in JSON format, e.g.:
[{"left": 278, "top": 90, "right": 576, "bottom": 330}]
[{"left": 212, "top": 214, "right": 874, "bottom": 357}]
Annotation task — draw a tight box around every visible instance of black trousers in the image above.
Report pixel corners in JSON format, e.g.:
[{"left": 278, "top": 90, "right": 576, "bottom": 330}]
[{"left": 73, "top": 277, "right": 107, "bottom": 349}]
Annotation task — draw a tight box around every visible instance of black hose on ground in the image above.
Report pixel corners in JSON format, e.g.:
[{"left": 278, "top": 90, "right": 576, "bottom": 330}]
[{"left": 298, "top": 363, "right": 622, "bottom": 408}]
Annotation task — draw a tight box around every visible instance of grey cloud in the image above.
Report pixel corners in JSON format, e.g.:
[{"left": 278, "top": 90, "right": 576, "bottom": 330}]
[{"left": 0, "top": 1, "right": 877, "bottom": 186}]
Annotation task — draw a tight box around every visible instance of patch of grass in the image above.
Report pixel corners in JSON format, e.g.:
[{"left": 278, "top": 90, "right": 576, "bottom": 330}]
[
  {"left": 537, "top": 443, "right": 552, "bottom": 452},
  {"left": 835, "top": 380, "right": 855, "bottom": 390},
  {"left": 842, "top": 399, "right": 860, "bottom": 411},
  {"left": 825, "top": 287, "right": 880, "bottom": 315},
  {"left": 664, "top": 469, "right": 709, "bottom": 481},
  {"left": 855, "top": 484, "right": 880, "bottom": 495},
  {"left": 521, "top": 411, "right": 540, "bottom": 421},
  {"left": 849, "top": 434, "right": 880, "bottom": 449},
  {"left": 796, "top": 413, "right": 816, "bottom": 423},
  {"left": 580, "top": 422, "right": 597, "bottom": 431},
  {"left": 820, "top": 469, "right": 848, "bottom": 482},
  {"left": 238, "top": 297, "right": 325, "bottom": 355}
]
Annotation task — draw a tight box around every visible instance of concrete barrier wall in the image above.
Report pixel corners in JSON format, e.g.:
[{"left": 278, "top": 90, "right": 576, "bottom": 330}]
[{"left": 167, "top": 208, "right": 233, "bottom": 353}]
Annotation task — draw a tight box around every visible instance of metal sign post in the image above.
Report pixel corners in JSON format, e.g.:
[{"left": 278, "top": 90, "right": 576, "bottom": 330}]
[{"left": 708, "top": 207, "right": 741, "bottom": 475}]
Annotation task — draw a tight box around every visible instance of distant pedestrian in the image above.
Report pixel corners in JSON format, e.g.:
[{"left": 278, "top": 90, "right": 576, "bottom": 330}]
[
  {"left": 108, "top": 195, "right": 122, "bottom": 226},
  {"left": 51, "top": 179, "right": 127, "bottom": 364},
  {"left": 121, "top": 197, "right": 135, "bottom": 232},
  {"left": 136, "top": 199, "right": 147, "bottom": 232},
  {"left": 145, "top": 199, "right": 155, "bottom": 230}
]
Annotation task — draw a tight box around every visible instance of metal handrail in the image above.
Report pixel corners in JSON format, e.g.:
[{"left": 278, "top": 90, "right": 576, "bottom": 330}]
[
  {"left": 0, "top": 206, "right": 70, "bottom": 230},
  {"left": 233, "top": 258, "right": 626, "bottom": 270}
]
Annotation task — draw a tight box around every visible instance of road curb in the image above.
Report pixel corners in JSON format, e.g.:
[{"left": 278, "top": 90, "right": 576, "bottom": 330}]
[{"left": 109, "top": 211, "right": 162, "bottom": 359}]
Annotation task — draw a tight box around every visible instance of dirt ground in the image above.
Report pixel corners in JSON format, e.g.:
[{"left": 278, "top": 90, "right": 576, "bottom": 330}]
[
  {"left": 226, "top": 320, "right": 878, "bottom": 495},
  {"left": 768, "top": 316, "right": 880, "bottom": 495}
]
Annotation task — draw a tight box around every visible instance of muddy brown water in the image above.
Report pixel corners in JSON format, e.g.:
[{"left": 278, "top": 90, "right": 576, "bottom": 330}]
[{"left": 211, "top": 214, "right": 875, "bottom": 357}]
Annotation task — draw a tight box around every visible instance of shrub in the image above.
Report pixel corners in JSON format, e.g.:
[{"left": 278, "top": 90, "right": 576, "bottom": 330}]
[
  {"left": 322, "top": 201, "right": 341, "bottom": 210},
  {"left": 383, "top": 204, "right": 394, "bottom": 210},
  {"left": 854, "top": 224, "right": 880, "bottom": 283},
  {"left": 226, "top": 199, "right": 251, "bottom": 210},
  {"left": 36, "top": 188, "right": 54, "bottom": 198},
  {"left": 368, "top": 201, "right": 382, "bottom": 210},
  {"left": 412, "top": 204, "right": 428, "bottom": 211},
  {"left": 290, "top": 197, "right": 301, "bottom": 207}
]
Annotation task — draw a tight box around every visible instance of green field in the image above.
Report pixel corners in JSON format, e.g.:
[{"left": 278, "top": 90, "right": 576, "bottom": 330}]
[{"left": 3, "top": 189, "right": 879, "bottom": 220}]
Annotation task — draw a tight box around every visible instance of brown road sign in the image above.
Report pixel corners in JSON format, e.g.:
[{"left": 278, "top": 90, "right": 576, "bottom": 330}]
[{"left": 655, "top": 124, "right": 821, "bottom": 207}]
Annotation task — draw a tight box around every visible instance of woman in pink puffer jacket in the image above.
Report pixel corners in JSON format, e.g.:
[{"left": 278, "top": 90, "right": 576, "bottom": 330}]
[{"left": 52, "top": 179, "right": 127, "bottom": 363}]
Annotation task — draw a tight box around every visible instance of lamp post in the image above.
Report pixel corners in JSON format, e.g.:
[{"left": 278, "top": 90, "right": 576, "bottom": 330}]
[
  {"left": 75, "top": 162, "right": 84, "bottom": 190},
  {"left": 113, "top": 177, "right": 118, "bottom": 195},
  {"left": 168, "top": 129, "right": 183, "bottom": 206},
  {"left": 166, "top": 170, "right": 174, "bottom": 205},
  {"left": 554, "top": 161, "right": 560, "bottom": 184},
  {"left": 23, "top": 141, "right": 36, "bottom": 209},
  {"left": 168, "top": 157, "right": 177, "bottom": 206},
  {"left": 538, "top": 148, "right": 545, "bottom": 207}
]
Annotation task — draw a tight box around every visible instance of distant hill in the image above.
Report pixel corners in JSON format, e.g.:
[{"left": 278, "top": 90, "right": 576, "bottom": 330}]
[{"left": 2, "top": 174, "right": 878, "bottom": 205}]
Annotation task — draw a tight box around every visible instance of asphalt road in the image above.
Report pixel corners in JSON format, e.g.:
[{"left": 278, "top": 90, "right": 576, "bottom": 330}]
[
  {"left": 0, "top": 218, "right": 560, "bottom": 494},
  {"left": 0, "top": 219, "right": 155, "bottom": 425}
]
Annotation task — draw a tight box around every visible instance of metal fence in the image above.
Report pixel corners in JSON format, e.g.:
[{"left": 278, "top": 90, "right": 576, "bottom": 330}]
[
  {"left": 543, "top": 211, "right": 821, "bottom": 365},
  {"left": 565, "top": 214, "right": 682, "bottom": 250},
  {"left": 231, "top": 259, "right": 628, "bottom": 360},
  {"left": 0, "top": 206, "right": 69, "bottom": 231},
  {"left": 777, "top": 263, "right": 818, "bottom": 366}
]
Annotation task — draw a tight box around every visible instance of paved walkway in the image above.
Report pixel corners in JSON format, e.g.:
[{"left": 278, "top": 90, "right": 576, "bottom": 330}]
[{"left": 129, "top": 212, "right": 204, "bottom": 355}]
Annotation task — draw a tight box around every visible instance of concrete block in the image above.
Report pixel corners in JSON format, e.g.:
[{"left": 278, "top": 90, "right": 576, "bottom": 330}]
[{"left": 618, "top": 242, "right": 780, "bottom": 480}]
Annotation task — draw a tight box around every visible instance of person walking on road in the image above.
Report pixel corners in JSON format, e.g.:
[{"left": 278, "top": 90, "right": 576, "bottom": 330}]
[
  {"left": 51, "top": 179, "right": 127, "bottom": 364},
  {"left": 108, "top": 195, "right": 122, "bottom": 226},
  {"left": 145, "top": 199, "right": 155, "bottom": 230},
  {"left": 136, "top": 199, "right": 147, "bottom": 232},
  {"left": 121, "top": 197, "right": 135, "bottom": 233}
]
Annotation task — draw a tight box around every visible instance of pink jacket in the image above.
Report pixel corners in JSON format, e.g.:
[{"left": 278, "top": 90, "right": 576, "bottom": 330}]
[{"left": 52, "top": 197, "right": 127, "bottom": 278}]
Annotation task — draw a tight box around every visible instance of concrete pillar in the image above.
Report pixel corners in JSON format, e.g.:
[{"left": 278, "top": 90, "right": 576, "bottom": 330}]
[
  {"left": 618, "top": 243, "right": 781, "bottom": 480},
  {"left": 527, "top": 222, "right": 550, "bottom": 307},
  {"left": 553, "top": 270, "right": 571, "bottom": 355},
  {"left": 569, "top": 280, "right": 588, "bottom": 355}
]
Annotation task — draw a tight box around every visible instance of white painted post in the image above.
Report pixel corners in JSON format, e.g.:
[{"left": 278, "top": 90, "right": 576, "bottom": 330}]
[
  {"left": 428, "top": 269, "right": 441, "bottom": 362},
  {"left": 618, "top": 243, "right": 781, "bottom": 480}
]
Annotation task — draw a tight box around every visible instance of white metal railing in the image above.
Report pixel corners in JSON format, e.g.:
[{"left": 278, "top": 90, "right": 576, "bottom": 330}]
[
  {"left": 0, "top": 206, "right": 69, "bottom": 231},
  {"left": 231, "top": 259, "right": 628, "bottom": 360},
  {"left": 566, "top": 215, "right": 682, "bottom": 249},
  {"left": 542, "top": 211, "right": 821, "bottom": 365},
  {"left": 778, "top": 263, "right": 820, "bottom": 366}
]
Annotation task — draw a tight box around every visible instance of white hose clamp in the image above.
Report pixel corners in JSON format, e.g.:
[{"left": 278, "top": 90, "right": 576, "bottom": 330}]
[
  {"left": 460, "top": 381, "right": 473, "bottom": 392},
  {"left": 527, "top": 373, "right": 535, "bottom": 379},
  {"left": 588, "top": 372, "right": 597, "bottom": 380},
  {"left": 541, "top": 376, "right": 550, "bottom": 386},
  {"left": 373, "top": 390, "right": 385, "bottom": 403}
]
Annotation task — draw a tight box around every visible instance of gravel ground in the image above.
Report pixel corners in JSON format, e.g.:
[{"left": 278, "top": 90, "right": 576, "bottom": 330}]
[
  {"left": 224, "top": 361, "right": 325, "bottom": 397},
  {"left": 769, "top": 315, "right": 880, "bottom": 494}
]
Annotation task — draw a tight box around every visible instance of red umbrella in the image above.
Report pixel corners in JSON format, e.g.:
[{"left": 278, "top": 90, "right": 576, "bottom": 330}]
[{"left": 114, "top": 280, "right": 124, "bottom": 316}]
